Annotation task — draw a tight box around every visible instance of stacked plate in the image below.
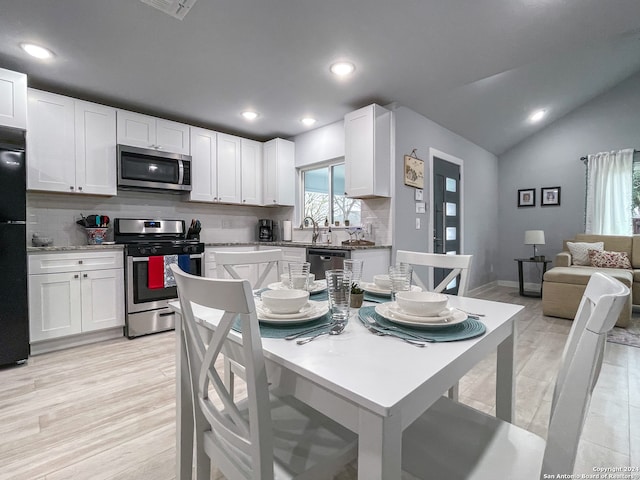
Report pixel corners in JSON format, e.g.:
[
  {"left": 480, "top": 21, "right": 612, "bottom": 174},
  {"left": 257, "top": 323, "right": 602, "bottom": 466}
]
[
  {"left": 360, "top": 282, "right": 422, "bottom": 297},
  {"left": 267, "top": 279, "right": 327, "bottom": 294},
  {"left": 374, "top": 303, "right": 467, "bottom": 328},
  {"left": 256, "top": 300, "right": 329, "bottom": 325}
]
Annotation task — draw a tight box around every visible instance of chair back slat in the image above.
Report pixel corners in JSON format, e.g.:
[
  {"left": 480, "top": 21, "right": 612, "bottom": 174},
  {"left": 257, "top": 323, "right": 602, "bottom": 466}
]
[
  {"left": 543, "top": 272, "right": 629, "bottom": 475},
  {"left": 215, "top": 249, "right": 283, "bottom": 289},
  {"left": 396, "top": 250, "right": 473, "bottom": 296},
  {"left": 171, "top": 264, "right": 275, "bottom": 479}
]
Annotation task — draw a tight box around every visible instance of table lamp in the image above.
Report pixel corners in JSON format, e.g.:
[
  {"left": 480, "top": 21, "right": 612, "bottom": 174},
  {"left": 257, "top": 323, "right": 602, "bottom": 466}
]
[{"left": 524, "top": 230, "right": 545, "bottom": 261}]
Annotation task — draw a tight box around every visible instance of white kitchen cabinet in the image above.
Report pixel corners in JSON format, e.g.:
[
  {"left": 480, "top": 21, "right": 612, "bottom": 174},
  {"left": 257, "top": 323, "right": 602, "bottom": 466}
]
[
  {"left": 116, "top": 109, "right": 190, "bottom": 154},
  {"left": 351, "top": 248, "right": 391, "bottom": 282},
  {"left": 263, "top": 138, "right": 295, "bottom": 206},
  {"left": 27, "top": 89, "right": 117, "bottom": 195},
  {"left": 74, "top": 100, "right": 117, "bottom": 195},
  {"left": 0, "top": 68, "right": 27, "bottom": 129},
  {"left": 189, "top": 127, "right": 217, "bottom": 202},
  {"left": 344, "top": 104, "right": 391, "bottom": 198},
  {"left": 28, "top": 250, "right": 125, "bottom": 348},
  {"left": 241, "top": 138, "right": 263, "bottom": 205},
  {"left": 217, "top": 133, "right": 242, "bottom": 204}
]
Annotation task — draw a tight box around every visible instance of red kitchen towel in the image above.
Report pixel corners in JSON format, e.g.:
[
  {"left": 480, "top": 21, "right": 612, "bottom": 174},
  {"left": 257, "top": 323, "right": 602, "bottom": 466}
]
[{"left": 148, "top": 256, "right": 165, "bottom": 289}]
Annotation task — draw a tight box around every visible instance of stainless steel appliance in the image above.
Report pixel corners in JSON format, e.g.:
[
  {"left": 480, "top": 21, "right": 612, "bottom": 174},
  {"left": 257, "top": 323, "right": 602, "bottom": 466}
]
[
  {"left": 117, "top": 144, "right": 192, "bottom": 192},
  {"left": 306, "top": 248, "right": 350, "bottom": 280},
  {"left": 257, "top": 219, "right": 276, "bottom": 241},
  {"left": 115, "top": 218, "right": 204, "bottom": 338},
  {"left": 0, "top": 127, "right": 28, "bottom": 366}
]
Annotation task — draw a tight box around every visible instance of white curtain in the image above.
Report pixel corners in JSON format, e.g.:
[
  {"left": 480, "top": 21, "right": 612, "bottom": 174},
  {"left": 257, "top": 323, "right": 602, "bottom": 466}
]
[{"left": 585, "top": 148, "right": 634, "bottom": 235}]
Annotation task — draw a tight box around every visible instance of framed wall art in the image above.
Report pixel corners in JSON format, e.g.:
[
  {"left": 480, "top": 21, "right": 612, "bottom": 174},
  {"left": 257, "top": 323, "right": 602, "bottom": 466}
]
[
  {"left": 541, "top": 186, "right": 561, "bottom": 206},
  {"left": 518, "top": 188, "right": 535, "bottom": 207},
  {"left": 404, "top": 154, "right": 424, "bottom": 188}
]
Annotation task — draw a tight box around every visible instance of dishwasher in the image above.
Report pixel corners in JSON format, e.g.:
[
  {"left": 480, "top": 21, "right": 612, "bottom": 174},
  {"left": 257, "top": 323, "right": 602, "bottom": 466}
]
[{"left": 306, "top": 248, "right": 351, "bottom": 280}]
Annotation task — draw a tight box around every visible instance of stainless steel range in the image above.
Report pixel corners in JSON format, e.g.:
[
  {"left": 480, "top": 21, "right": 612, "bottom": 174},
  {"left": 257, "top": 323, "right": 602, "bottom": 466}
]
[{"left": 114, "top": 218, "right": 204, "bottom": 338}]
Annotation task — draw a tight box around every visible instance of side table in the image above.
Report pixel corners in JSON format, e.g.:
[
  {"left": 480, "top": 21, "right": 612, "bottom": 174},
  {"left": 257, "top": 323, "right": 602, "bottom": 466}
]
[{"left": 514, "top": 258, "right": 552, "bottom": 298}]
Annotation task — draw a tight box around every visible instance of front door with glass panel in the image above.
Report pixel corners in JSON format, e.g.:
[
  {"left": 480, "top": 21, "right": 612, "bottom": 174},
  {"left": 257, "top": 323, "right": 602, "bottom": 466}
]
[{"left": 433, "top": 157, "right": 461, "bottom": 294}]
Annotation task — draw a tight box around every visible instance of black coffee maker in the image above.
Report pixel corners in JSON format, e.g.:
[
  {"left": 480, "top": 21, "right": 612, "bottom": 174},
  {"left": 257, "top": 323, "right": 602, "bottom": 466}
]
[{"left": 257, "top": 219, "right": 275, "bottom": 241}]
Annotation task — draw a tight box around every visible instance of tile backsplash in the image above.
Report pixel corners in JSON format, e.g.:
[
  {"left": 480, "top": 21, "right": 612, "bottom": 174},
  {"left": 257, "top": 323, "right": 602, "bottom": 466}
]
[{"left": 26, "top": 191, "right": 392, "bottom": 247}]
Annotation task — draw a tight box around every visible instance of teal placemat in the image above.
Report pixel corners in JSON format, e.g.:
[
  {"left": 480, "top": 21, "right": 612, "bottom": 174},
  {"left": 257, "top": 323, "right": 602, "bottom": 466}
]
[
  {"left": 357, "top": 306, "right": 485, "bottom": 342},
  {"left": 232, "top": 313, "right": 337, "bottom": 339}
]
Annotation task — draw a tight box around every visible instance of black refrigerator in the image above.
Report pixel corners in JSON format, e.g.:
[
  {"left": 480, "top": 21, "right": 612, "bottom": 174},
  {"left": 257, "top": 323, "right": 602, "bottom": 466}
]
[{"left": 0, "top": 127, "right": 28, "bottom": 366}]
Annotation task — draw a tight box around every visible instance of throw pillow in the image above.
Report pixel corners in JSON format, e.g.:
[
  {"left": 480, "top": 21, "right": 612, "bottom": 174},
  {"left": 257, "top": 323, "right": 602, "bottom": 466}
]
[
  {"left": 566, "top": 241, "right": 604, "bottom": 266},
  {"left": 588, "top": 249, "right": 632, "bottom": 269}
]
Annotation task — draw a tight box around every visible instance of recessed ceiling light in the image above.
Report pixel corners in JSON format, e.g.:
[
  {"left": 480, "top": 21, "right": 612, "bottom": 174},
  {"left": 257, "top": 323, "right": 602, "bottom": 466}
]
[
  {"left": 330, "top": 61, "right": 355, "bottom": 77},
  {"left": 20, "top": 43, "right": 54, "bottom": 59},
  {"left": 241, "top": 111, "right": 259, "bottom": 121},
  {"left": 301, "top": 117, "right": 316, "bottom": 126},
  {"left": 529, "top": 109, "right": 546, "bottom": 123}
]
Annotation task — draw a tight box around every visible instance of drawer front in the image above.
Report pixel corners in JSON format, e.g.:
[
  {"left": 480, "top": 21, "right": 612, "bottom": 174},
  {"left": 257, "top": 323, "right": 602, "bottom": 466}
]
[{"left": 29, "top": 250, "right": 124, "bottom": 274}]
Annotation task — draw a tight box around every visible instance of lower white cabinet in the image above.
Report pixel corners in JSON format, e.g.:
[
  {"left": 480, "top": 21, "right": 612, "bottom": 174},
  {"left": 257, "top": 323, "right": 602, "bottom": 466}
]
[
  {"left": 351, "top": 248, "right": 391, "bottom": 282},
  {"left": 28, "top": 250, "right": 125, "bottom": 344}
]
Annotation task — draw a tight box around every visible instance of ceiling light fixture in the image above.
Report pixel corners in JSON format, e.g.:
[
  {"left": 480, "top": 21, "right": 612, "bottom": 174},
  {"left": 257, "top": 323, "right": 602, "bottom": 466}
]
[
  {"left": 301, "top": 117, "right": 316, "bottom": 126},
  {"left": 330, "top": 61, "right": 355, "bottom": 77},
  {"left": 241, "top": 111, "right": 259, "bottom": 121},
  {"left": 20, "top": 43, "right": 54, "bottom": 59},
  {"left": 529, "top": 109, "right": 546, "bottom": 123}
]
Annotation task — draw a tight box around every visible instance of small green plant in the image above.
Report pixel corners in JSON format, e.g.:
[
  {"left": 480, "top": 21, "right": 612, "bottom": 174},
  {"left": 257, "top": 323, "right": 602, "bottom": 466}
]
[{"left": 351, "top": 282, "right": 364, "bottom": 294}]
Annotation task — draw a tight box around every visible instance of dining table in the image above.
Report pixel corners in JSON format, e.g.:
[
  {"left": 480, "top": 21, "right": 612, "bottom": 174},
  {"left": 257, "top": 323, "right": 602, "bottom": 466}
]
[{"left": 169, "top": 290, "right": 523, "bottom": 480}]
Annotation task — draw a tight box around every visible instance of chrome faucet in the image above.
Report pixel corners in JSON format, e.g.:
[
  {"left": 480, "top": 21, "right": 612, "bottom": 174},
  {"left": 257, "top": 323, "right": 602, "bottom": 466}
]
[{"left": 302, "top": 217, "right": 319, "bottom": 244}]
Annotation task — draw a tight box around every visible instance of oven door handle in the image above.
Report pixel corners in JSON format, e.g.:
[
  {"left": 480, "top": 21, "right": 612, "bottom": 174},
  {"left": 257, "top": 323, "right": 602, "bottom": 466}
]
[{"left": 131, "top": 253, "right": 203, "bottom": 262}]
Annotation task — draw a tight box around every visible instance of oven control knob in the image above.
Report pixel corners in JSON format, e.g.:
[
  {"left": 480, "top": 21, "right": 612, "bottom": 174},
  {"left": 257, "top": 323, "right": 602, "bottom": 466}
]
[
  {"left": 150, "top": 247, "right": 158, "bottom": 255},
  {"left": 183, "top": 246, "right": 190, "bottom": 253},
  {"left": 139, "top": 247, "right": 148, "bottom": 255},
  {"left": 191, "top": 246, "right": 198, "bottom": 253}
]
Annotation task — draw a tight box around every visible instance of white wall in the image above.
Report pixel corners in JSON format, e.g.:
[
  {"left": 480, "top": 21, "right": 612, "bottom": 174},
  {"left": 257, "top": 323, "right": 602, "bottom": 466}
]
[
  {"left": 27, "top": 190, "right": 292, "bottom": 246},
  {"left": 393, "top": 106, "right": 500, "bottom": 290},
  {"left": 497, "top": 70, "right": 640, "bottom": 282}
]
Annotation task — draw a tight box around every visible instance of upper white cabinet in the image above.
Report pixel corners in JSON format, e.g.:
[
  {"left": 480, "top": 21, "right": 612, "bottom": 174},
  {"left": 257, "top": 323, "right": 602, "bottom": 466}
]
[
  {"left": 263, "top": 138, "right": 295, "bottom": 206},
  {"left": 189, "top": 127, "right": 217, "bottom": 202},
  {"left": 116, "top": 109, "right": 190, "bottom": 155},
  {"left": 241, "top": 138, "right": 263, "bottom": 205},
  {"left": 217, "top": 133, "right": 242, "bottom": 204},
  {"left": 0, "top": 68, "right": 27, "bottom": 129},
  {"left": 344, "top": 104, "right": 391, "bottom": 198},
  {"left": 27, "top": 89, "right": 117, "bottom": 195}
]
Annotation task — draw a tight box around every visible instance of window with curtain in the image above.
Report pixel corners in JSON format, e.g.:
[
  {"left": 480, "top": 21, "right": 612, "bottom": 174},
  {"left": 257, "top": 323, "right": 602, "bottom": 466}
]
[
  {"left": 585, "top": 149, "right": 636, "bottom": 235},
  {"left": 302, "top": 163, "right": 361, "bottom": 225}
]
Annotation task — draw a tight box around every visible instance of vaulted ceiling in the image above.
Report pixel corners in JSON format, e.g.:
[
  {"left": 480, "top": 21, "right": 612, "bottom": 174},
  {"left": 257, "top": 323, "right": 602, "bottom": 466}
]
[{"left": 1, "top": 0, "right": 639, "bottom": 155}]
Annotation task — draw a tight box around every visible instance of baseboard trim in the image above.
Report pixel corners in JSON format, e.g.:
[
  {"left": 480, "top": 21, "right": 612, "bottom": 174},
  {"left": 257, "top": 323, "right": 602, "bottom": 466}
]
[{"left": 30, "top": 327, "right": 124, "bottom": 355}]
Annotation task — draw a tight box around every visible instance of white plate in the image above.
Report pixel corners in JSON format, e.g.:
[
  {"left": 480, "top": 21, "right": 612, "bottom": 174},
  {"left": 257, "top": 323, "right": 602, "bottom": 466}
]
[
  {"left": 267, "top": 280, "right": 327, "bottom": 294},
  {"left": 361, "top": 282, "right": 422, "bottom": 296},
  {"left": 256, "top": 300, "right": 329, "bottom": 324},
  {"left": 375, "top": 303, "right": 468, "bottom": 328},
  {"left": 387, "top": 302, "right": 453, "bottom": 322}
]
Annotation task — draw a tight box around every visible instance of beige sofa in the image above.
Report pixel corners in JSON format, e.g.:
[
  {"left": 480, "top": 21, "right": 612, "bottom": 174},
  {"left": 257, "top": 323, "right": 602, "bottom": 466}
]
[{"left": 542, "top": 234, "right": 638, "bottom": 327}]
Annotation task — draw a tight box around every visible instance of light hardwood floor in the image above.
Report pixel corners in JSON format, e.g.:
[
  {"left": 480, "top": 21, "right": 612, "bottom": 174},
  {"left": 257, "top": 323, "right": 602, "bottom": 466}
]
[{"left": 1, "top": 286, "right": 638, "bottom": 479}]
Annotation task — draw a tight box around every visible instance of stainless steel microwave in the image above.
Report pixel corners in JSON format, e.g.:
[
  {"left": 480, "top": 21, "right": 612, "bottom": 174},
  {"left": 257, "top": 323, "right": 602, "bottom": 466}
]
[{"left": 117, "top": 144, "right": 192, "bottom": 192}]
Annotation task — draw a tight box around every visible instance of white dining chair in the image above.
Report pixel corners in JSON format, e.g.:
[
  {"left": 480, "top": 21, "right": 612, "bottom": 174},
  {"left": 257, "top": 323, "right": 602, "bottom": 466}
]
[
  {"left": 401, "top": 272, "right": 629, "bottom": 479},
  {"left": 396, "top": 250, "right": 473, "bottom": 400},
  {"left": 171, "top": 265, "right": 357, "bottom": 480},
  {"left": 215, "top": 249, "right": 283, "bottom": 289},
  {"left": 395, "top": 250, "right": 473, "bottom": 296}
]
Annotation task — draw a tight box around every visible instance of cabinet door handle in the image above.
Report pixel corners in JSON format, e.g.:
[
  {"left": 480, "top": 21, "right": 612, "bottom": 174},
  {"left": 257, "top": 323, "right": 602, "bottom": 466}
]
[
  {"left": 83, "top": 273, "right": 88, "bottom": 278},
  {"left": 78, "top": 260, "right": 83, "bottom": 264},
  {"left": 69, "top": 186, "right": 74, "bottom": 190},
  {"left": 78, "top": 186, "right": 83, "bottom": 191},
  {"left": 74, "top": 274, "right": 79, "bottom": 279}
]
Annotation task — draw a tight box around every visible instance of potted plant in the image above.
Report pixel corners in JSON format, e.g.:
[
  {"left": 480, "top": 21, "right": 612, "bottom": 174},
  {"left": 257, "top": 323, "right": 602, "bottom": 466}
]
[{"left": 350, "top": 282, "right": 365, "bottom": 308}]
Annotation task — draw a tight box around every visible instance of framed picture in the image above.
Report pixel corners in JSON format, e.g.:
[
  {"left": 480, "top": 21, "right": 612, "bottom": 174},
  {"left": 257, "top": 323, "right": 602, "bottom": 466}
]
[
  {"left": 404, "top": 155, "right": 424, "bottom": 188},
  {"left": 518, "top": 188, "right": 535, "bottom": 207},
  {"left": 541, "top": 186, "right": 561, "bottom": 206}
]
